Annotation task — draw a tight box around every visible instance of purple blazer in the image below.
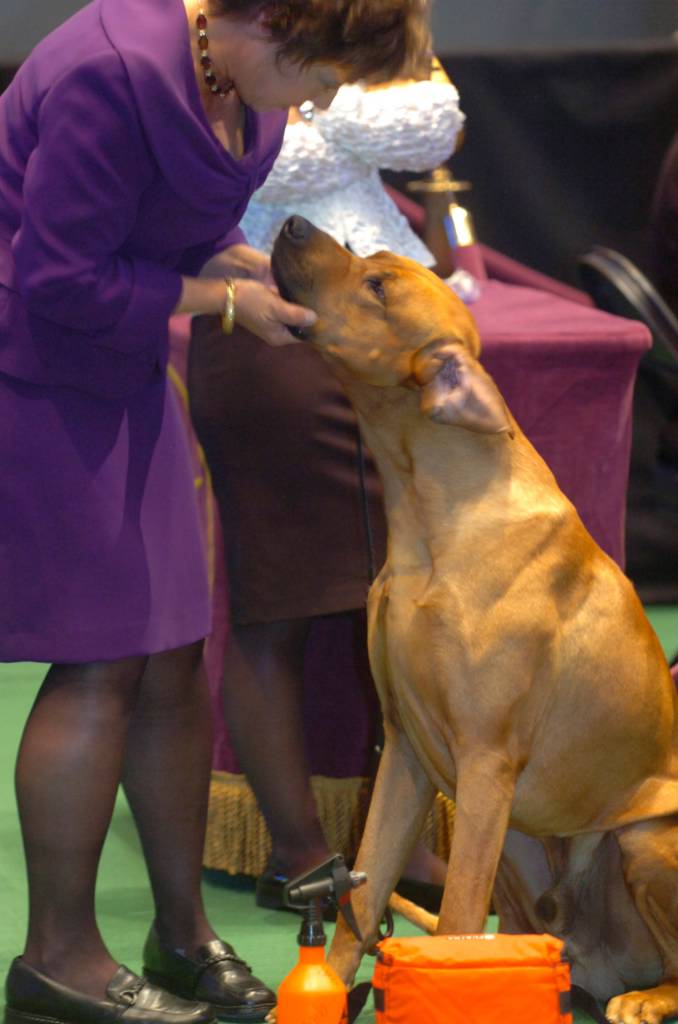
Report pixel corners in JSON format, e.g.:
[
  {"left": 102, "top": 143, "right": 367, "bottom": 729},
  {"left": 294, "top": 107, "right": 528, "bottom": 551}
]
[{"left": 0, "top": 0, "right": 286, "bottom": 397}]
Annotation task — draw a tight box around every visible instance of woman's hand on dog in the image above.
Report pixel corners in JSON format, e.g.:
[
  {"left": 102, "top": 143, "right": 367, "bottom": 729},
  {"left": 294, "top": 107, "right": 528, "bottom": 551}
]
[
  {"left": 233, "top": 277, "right": 317, "bottom": 347},
  {"left": 200, "top": 243, "right": 317, "bottom": 346}
]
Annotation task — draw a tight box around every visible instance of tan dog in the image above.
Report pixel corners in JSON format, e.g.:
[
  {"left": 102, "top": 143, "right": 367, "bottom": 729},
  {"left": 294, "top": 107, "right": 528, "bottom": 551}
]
[{"left": 272, "top": 216, "right": 678, "bottom": 1024}]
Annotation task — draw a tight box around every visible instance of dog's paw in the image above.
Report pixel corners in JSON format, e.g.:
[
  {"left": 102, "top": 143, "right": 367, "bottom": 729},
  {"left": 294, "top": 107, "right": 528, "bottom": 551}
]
[{"left": 606, "top": 989, "right": 675, "bottom": 1024}]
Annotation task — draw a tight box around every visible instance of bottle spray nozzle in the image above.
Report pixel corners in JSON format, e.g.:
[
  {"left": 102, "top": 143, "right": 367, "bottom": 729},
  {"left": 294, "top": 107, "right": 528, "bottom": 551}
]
[{"left": 283, "top": 854, "right": 367, "bottom": 943}]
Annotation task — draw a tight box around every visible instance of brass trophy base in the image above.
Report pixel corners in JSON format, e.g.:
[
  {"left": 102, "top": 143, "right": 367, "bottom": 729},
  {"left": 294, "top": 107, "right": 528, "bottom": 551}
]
[{"left": 407, "top": 167, "right": 477, "bottom": 248}]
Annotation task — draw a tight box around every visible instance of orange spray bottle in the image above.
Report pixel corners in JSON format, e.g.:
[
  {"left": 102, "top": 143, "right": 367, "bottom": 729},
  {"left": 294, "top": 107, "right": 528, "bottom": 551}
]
[{"left": 276, "top": 855, "right": 367, "bottom": 1024}]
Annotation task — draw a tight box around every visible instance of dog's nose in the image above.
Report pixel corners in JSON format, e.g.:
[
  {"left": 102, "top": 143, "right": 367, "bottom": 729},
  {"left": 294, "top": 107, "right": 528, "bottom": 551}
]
[{"left": 282, "top": 215, "right": 312, "bottom": 243}]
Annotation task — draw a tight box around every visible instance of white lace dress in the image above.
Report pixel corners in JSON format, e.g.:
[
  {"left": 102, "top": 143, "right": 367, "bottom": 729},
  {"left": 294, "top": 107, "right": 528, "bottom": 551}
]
[{"left": 240, "top": 79, "right": 465, "bottom": 265}]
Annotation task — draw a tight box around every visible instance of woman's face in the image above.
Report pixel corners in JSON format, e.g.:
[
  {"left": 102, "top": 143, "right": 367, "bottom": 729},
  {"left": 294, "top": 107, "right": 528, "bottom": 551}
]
[{"left": 227, "top": 20, "right": 350, "bottom": 111}]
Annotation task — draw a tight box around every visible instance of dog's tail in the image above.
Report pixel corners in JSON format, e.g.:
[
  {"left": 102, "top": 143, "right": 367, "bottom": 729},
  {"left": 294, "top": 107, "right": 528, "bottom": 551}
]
[{"left": 388, "top": 892, "right": 438, "bottom": 934}]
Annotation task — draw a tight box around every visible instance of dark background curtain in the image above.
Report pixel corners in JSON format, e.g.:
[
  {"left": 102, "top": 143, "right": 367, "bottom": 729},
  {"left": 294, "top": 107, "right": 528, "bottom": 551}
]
[
  {"left": 431, "top": 0, "right": 678, "bottom": 52},
  {"left": 429, "top": 43, "right": 678, "bottom": 286}
]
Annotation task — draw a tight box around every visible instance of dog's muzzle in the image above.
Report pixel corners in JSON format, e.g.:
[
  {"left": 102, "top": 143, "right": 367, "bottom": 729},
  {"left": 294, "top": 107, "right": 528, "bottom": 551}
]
[{"left": 272, "top": 217, "right": 317, "bottom": 338}]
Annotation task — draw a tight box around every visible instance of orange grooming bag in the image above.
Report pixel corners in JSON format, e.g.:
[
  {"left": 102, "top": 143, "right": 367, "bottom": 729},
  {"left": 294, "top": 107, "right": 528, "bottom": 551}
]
[{"left": 372, "top": 933, "right": 572, "bottom": 1024}]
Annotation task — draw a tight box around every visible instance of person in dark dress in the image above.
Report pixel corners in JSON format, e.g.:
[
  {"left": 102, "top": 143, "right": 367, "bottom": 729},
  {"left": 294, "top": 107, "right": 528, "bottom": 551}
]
[
  {"left": 189, "top": 63, "right": 463, "bottom": 909},
  {"left": 0, "top": 1, "right": 431, "bottom": 1022}
]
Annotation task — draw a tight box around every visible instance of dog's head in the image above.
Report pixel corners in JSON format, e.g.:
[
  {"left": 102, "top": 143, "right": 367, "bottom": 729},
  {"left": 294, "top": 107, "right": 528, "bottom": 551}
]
[{"left": 272, "top": 216, "right": 511, "bottom": 436}]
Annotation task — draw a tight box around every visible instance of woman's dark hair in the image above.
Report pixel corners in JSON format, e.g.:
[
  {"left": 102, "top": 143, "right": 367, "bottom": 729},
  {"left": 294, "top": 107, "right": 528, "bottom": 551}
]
[{"left": 212, "top": 0, "right": 432, "bottom": 81}]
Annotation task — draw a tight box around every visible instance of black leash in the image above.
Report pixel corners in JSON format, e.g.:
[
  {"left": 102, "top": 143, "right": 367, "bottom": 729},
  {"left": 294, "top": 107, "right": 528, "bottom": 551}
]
[
  {"left": 570, "top": 985, "right": 609, "bottom": 1024},
  {"left": 349, "top": 424, "right": 389, "bottom": 1023},
  {"left": 355, "top": 424, "right": 378, "bottom": 586},
  {"left": 348, "top": 982, "right": 373, "bottom": 1023},
  {"left": 354, "top": 421, "right": 385, "bottom": 769}
]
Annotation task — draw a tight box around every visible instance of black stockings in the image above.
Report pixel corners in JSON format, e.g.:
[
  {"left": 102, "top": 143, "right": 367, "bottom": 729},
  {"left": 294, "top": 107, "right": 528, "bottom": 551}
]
[
  {"left": 122, "top": 645, "right": 215, "bottom": 950},
  {"left": 222, "top": 619, "right": 330, "bottom": 878},
  {"left": 15, "top": 642, "right": 214, "bottom": 996}
]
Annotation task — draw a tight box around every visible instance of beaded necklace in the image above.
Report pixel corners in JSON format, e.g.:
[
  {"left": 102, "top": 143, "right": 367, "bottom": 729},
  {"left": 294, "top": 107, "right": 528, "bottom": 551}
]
[{"left": 196, "top": 7, "right": 235, "bottom": 97}]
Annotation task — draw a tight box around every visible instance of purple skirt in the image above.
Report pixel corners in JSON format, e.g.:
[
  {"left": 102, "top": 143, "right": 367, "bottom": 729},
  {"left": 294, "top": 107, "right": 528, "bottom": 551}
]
[{"left": 0, "top": 369, "right": 211, "bottom": 662}]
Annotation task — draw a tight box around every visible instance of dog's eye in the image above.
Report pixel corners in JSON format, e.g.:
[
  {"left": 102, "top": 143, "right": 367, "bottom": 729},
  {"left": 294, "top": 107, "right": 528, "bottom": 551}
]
[{"left": 365, "top": 277, "right": 386, "bottom": 303}]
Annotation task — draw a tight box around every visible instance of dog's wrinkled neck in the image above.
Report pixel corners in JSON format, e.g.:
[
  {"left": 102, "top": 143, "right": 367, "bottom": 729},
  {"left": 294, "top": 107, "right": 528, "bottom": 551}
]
[{"left": 340, "top": 376, "right": 517, "bottom": 572}]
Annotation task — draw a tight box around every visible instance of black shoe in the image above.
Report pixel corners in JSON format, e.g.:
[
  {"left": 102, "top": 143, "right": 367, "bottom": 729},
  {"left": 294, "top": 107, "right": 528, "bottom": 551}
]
[
  {"left": 142, "top": 927, "right": 275, "bottom": 1024},
  {"left": 4, "top": 957, "right": 216, "bottom": 1024},
  {"left": 254, "top": 866, "right": 288, "bottom": 912},
  {"left": 255, "top": 867, "right": 337, "bottom": 921}
]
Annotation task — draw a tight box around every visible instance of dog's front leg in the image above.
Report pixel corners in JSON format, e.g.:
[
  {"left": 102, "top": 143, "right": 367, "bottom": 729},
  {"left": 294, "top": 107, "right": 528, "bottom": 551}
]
[
  {"left": 327, "top": 723, "right": 436, "bottom": 987},
  {"left": 438, "top": 748, "right": 516, "bottom": 934}
]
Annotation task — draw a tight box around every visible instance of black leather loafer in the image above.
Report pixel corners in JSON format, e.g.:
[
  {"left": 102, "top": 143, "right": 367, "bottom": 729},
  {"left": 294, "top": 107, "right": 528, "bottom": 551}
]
[
  {"left": 4, "top": 957, "right": 216, "bottom": 1024},
  {"left": 142, "top": 927, "right": 275, "bottom": 1023}
]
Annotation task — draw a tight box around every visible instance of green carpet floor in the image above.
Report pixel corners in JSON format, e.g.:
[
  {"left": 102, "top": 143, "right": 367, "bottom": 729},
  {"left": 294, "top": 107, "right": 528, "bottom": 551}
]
[{"left": 1, "top": 605, "right": 676, "bottom": 1021}]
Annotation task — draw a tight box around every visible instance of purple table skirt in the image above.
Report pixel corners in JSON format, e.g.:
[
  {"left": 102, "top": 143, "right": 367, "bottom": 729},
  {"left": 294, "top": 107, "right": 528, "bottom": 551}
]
[{"left": 171, "top": 279, "right": 651, "bottom": 782}]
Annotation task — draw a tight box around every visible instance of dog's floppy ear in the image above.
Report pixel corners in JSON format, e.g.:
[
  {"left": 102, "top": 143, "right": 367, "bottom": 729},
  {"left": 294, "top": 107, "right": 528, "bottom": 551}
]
[{"left": 411, "top": 341, "right": 513, "bottom": 436}]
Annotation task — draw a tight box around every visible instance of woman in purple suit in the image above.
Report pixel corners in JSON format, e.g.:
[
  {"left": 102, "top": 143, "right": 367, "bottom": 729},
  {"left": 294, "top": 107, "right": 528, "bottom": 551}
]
[{"left": 0, "top": 2, "right": 430, "bottom": 1022}]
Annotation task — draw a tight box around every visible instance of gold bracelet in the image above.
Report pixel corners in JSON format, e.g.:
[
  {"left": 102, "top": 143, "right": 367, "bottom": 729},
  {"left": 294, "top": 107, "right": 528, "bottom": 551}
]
[{"left": 220, "top": 277, "right": 236, "bottom": 335}]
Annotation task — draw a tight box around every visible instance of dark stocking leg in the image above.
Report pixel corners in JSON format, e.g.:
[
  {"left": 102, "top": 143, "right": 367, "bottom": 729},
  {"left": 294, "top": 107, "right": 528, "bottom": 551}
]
[
  {"left": 122, "top": 641, "right": 216, "bottom": 954},
  {"left": 223, "top": 619, "right": 329, "bottom": 878},
  {"left": 16, "top": 656, "right": 146, "bottom": 997}
]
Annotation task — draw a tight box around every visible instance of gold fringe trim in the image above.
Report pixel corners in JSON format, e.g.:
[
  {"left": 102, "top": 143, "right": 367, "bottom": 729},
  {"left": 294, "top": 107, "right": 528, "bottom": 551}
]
[{"left": 204, "top": 771, "right": 455, "bottom": 876}]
